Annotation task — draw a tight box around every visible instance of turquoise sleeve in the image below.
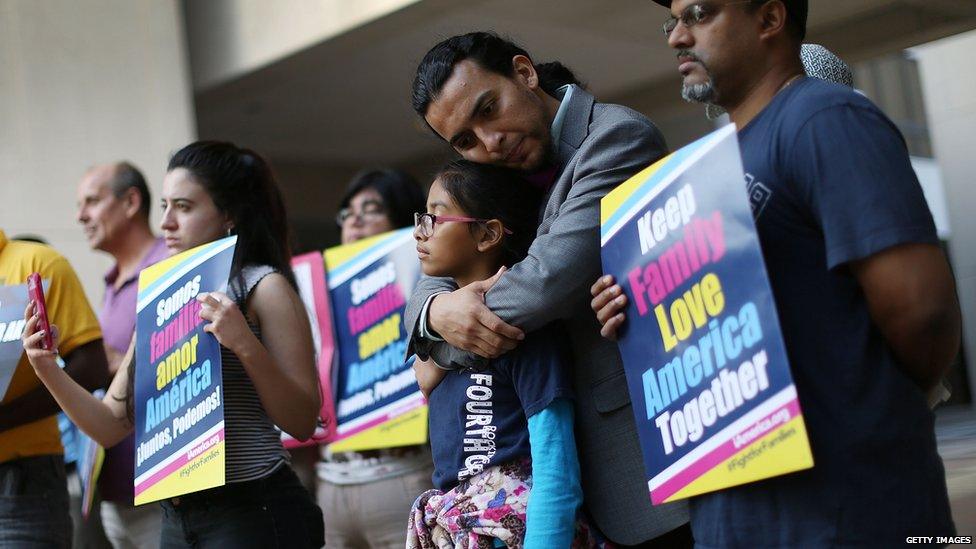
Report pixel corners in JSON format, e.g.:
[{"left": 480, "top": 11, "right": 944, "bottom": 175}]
[{"left": 524, "top": 398, "right": 582, "bottom": 549}]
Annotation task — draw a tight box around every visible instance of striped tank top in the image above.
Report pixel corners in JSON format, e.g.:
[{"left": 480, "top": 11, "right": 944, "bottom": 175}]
[{"left": 222, "top": 265, "right": 289, "bottom": 482}]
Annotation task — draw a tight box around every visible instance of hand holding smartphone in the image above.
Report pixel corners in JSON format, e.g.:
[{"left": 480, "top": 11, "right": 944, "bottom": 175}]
[{"left": 27, "top": 272, "right": 54, "bottom": 351}]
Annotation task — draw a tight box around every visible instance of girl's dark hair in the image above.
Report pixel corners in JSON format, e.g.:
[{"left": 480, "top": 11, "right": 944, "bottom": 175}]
[
  {"left": 434, "top": 160, "right": 542, "bottom": 267},
  {"left": 412, "top": 32, "right": 583, "bottom": 116},
  {"left": 167, "top": 140, "right": 296, "bottom": 293},
  {"left": 125, "top": 140, "right": 296, "bottom": 421},
  {"left": 339, "top": 169, "right": 426, "bottom": 229}
]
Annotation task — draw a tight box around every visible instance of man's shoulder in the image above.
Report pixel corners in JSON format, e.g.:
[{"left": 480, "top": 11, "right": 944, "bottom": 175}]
[
  {"left": 782, "top": 78, "right": 884, "bottom": 128},
  {"left": 590, "top": 101, "right": 658, "bottom": 134},
  {"left": 554, "top": 99, "right": 667, "bottom": 186},
  {"left": 576, "top": 101, "right": 665, "bottom": 157},
  {"left": 3, "top": 239, "right": 66, "bottom": 264},
  {"left": 557, "top": 89, "right": 663, "bottom": 163},
  {"left": 146, "top": 237, "right": 170, "bottom": 264},
  {"left": 0, "top": 240, "right": 71, "bottom": 280},
  {"left": 769, "top": 78, "right": 907, "bottom": 162}
]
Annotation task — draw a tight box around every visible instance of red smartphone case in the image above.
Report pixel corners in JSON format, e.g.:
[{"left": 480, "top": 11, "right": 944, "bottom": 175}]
[{"left": 27, "top": 272, "right": 54, "bottom": 351}]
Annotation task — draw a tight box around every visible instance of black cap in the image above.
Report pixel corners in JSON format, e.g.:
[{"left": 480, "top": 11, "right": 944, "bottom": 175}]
[{"left": 652, "top": 0, "right": 808, "bottom": 40}]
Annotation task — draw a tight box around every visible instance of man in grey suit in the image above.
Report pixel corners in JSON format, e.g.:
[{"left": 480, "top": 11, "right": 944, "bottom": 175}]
[{"left": 405, "top": 32, "right": 691, "bottom": 547}]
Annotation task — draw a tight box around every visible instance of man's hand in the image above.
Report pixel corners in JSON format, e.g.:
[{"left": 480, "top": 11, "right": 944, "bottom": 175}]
[
  {"left": 427, "top": 267, "right": 524, "bottom": 358},
  {"left": 591, "top": 275, "right": 628, "bottom": 340}
]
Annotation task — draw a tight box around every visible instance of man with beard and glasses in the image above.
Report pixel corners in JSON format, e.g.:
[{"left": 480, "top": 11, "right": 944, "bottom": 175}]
[
  {"left": 590, "top": 1, "right": 960, "bottom": 546},
  {"left": 405, "top": 32, "right": 692, "bottom": 547},
  {"left": 704, "top": 43, "right": 853, "bottom": 120}
]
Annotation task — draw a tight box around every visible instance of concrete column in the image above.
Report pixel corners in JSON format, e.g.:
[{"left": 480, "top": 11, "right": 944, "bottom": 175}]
[
  {"left": 0, "top": 0, "right": 196, "bottom": 304},
  {"left": 914, "top": 30, "right": 976, "bottom": 407}
]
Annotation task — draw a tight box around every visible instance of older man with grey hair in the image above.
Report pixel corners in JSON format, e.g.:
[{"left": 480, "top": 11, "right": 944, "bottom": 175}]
[{"left": 76, "top": 162, "right": 166, "bottom": 549}]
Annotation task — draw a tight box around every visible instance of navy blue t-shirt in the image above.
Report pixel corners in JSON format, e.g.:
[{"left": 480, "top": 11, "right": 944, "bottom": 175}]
[
  {"left": 689, "top": 78, "right": 954, "bottom": 547},
  {"left": 428, "top": 324, "right": 574, "bottom": 491}
]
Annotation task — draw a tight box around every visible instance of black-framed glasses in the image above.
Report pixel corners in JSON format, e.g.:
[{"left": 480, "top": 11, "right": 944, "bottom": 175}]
[
  {"left": 413, "top": 212, "right": 513, "bottom": 238},
  {"left": 336, "top": 201, "right": 386, "bottom": 226},
  {"left": 662, "top": 0, "right": 759, "bottom": 37}
]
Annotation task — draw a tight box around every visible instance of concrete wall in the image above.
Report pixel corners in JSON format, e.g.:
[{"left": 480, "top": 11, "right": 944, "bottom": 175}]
[
  {"left": 0, "top": 0, "right": 196, "bottom": 305},
  {"left": 184, "top": 0, "right": 422, "bottom": 91},
  {"left": 914, "top": 30, "right": 976, "bottom": 406}
]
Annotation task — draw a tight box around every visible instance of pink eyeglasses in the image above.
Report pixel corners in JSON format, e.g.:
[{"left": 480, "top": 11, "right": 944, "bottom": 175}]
[{"left": 414, "top": 212, "right": 513, "bottom": 238}]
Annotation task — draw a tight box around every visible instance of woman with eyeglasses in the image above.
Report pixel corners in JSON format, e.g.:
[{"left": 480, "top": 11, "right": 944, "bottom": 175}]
[
  {"left": 22, "top": 141, "right": 324, "bottom": 547},
  {"left": 336, "top": 169, "right": 426, "bottom": 245},
  {"left": 406, "top": 160, "right": 599, "bottom": 548},
  {"left": 317, "top": 168, "right": 434, "bottom": 549}
]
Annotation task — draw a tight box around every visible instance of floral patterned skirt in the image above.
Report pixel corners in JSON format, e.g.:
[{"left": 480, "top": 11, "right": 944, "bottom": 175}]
[{"left": 406, "top": 457, "right": 609, "bottom": 549}]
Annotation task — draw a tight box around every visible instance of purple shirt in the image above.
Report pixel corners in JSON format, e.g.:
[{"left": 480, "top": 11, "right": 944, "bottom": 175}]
[
  {"left": 97, "top": 237, "right": 168, "bottom": 502},
  {"left": 99, "top": 237, "right": 169, "bottom": 354}
]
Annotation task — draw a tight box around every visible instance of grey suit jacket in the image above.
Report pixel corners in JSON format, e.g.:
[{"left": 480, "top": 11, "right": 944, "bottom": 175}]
[{"left": 404, "top": 87, "right": 688, "bottom": 544}]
